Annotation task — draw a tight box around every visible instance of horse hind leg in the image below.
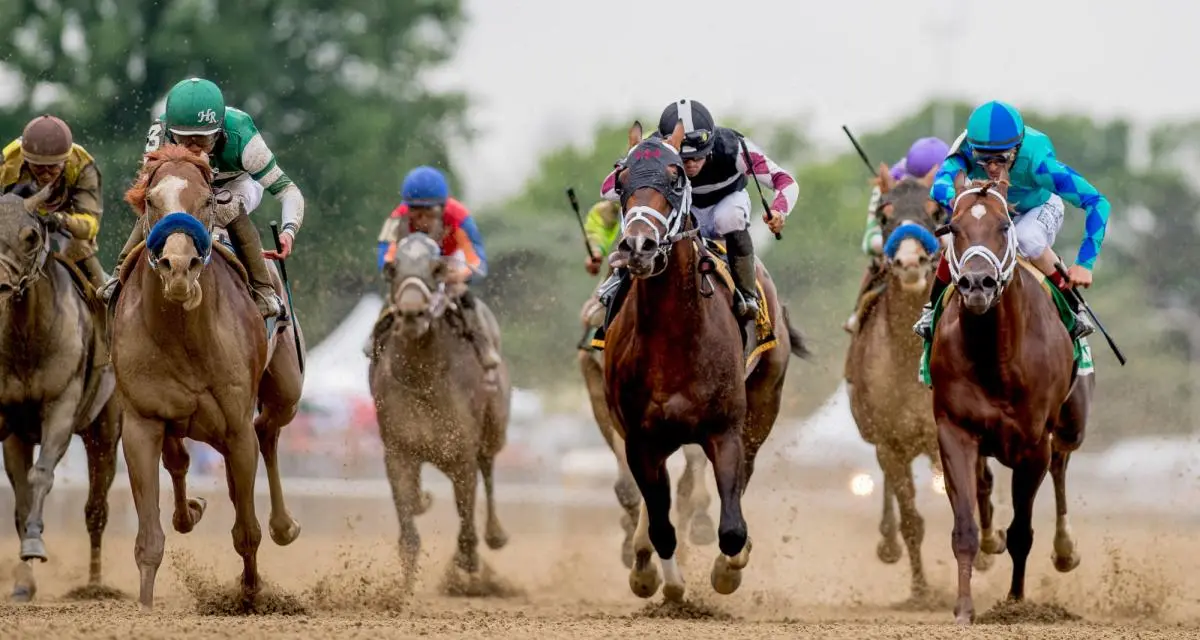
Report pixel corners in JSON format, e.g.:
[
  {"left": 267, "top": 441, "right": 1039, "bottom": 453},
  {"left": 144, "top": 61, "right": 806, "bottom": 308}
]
[
  {"left": 254, "top": 422, "right": 301, "bottom": 546},
  {"left": 123, "top": 413, "right": 166, "bottom": 610},
  {"left": 1050, "top": 448, "right": 1080, "bottom": 572},
  {"left": 4, "top": 437, "right": 35, "bottom": 601},
  {"left": 81, "top": 403, "right": 121, "bottom": 587},
  {"left": 704, "top": 429, "right": 751, "bottom": 596},
  {"left": 161, "top": 436, "right": 207, "bottom": 534},
  {"left": 976, "top": 456, "right": 1005, "bottom": 571},
  {"left": 610, "top": 432, "right": 641, "bottom": 569},
  {"left": 478, "top": 453, "right": 508, "bottom": 550},
  {"left": 1005, "top": 455, "right": 1049, "bottom": 602},
  {"left": 677, "top": 444, "right": 716, "bottom": 547}
]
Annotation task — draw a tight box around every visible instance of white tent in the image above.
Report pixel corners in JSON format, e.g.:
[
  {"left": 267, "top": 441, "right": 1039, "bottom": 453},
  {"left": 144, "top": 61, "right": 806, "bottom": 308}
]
[{"left": 300, "top": 293, "right": 383, "bottom": 400}]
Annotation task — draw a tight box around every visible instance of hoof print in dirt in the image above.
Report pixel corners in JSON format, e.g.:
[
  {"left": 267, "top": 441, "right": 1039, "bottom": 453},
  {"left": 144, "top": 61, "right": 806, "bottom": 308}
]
[
  {"left": 976, "top": 599, "right": 1082, "bottom": 625},
  {"left": 439, "top": 560, "right": 522, "bottom": 598}
]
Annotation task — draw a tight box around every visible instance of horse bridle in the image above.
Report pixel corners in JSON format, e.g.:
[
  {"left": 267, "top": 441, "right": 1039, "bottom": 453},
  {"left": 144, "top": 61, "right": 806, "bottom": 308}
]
[
  {"left": 945, "top": 185, "right": 1018, "bottom": 289},
  {"left": 616, "top": 155, "right": 697, "bottom": 277},
  {"left": 141, "top": 160, "right": 220, "bottom": 270},
  {"left": 391, "top": 235, "right": 450, "bottom": 319},
  {"left": 0, "top": 215, "right": 51, "bottom": 299}
]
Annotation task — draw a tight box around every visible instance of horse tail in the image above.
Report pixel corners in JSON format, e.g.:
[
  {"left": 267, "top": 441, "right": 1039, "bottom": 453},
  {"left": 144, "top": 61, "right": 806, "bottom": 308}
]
[{"left": 782, "top": 304, "right": 812, "bottom": 360}]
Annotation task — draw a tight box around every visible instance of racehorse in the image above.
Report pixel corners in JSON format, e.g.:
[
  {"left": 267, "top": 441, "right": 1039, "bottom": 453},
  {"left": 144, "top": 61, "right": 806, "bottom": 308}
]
[
  {"left": 114, "top": 144, "right": 305, "bottom": 609},
  {"left": 0, "top": 186, "right": 120, "bottom": 601},
  {"left": 844, "top": 164, "right": 977, "bottom": 602},
  {"left": 369, "top": 231, "right": 510, "bottom": 595},
  {"left": 604, "top": 120, "right": 808, "bottom": 601},
  {"left": 930, "top": 171, "right": 1092, "bottom": 625},
  {"left": 579, "top": 297, "right": 715, "bottom": 568}
]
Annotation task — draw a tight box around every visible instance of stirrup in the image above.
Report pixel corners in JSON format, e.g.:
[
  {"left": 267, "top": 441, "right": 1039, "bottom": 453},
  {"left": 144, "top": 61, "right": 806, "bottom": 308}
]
[
  {"left": 734, "top": 290, "right": 759, "bottom": 320},
  {"left": 1070, "top": 312, "right": 1094, "bottom": 341},
  {"left": 912, "top": 303, "right": 934, "bottom": 341}
]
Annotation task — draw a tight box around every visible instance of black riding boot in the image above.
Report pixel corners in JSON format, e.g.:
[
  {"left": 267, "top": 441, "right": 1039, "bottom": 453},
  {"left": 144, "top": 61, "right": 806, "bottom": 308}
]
[
  {"left": 724, "top": 229, "right": 760, "bottom": 320},
  {"left": 591, "top": 268, "right": 630, "bottom": 346},
  {"left": 458, "top": 289, "right": 501, "bottom": 382},
  {"left": 913, "top": 276, "right": 951, "bottom": 341}
]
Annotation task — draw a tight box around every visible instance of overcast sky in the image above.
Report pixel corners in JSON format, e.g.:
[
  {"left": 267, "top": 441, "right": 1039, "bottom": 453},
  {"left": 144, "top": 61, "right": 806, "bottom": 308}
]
[{"left": 431, "top": 0, "right": 1195, "bottom": 204}]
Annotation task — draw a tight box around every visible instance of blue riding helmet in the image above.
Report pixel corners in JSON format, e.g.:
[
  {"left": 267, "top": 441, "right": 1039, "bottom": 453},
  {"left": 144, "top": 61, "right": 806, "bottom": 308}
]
[
  {"left": 401, "top": 166, "right": 449, "bottom": 206},
  {"left": 966, "top": 100, "right": 1025, "bottom": 151}
]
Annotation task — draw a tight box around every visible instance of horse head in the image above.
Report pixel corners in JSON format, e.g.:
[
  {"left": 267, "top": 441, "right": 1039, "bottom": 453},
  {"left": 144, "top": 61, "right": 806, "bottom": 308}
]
[
  {"left": 938, "top": 168, "right": 1016, "bottom": 315},
  {"left": 875, "top": 163, "right": 943, "bottom": 293},
  {"left": 384, "top": 232, "right": 450, "bottom": 338},
  {"left": 613, "top": 120, "right": 690, "bottom": 278},
  {"left": 124, "top": 144, "right": 214, "bottom": 311},
  {"left": 0, "top": 185, "right": 53, "bottom": 304}
]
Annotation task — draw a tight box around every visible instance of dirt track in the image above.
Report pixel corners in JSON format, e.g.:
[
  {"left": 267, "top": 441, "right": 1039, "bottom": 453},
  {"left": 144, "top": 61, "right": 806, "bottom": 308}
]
[{"left": 0, "top": 474, "right": 1197, "bottom": 639}]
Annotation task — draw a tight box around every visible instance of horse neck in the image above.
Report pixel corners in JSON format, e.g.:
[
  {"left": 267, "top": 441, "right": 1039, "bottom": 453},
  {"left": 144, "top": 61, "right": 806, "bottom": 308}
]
[
  {"left": 958, "top": 273, "right": 1029, "bottom": 366},
  {"left": 0, "top": 267, "right": 63, "bottom": 362},
  {"left": 632, "top": 237, "right": 702, "bottom": 335},
  {"left": 385, "top": 317, "right": 463, "bottom": 391},
  {"left": 879, "top": 276, "right": 928, "bottom": 355},
  {"left": 132, "top": 256, "right": 225, "bottom": 342}
]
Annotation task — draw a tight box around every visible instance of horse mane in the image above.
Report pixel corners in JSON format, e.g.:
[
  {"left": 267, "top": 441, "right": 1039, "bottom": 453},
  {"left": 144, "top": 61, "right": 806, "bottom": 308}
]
[{"left": 124, "top": 145, "right": 214, "bottom": 216}]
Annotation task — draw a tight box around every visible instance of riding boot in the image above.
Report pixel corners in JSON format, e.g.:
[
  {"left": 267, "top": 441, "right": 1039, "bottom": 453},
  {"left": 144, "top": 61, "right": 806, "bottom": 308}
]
[
  {"left": 723, "top": 229, "right": 760, "bottom": 320},
  {"left": 913, "top": 276, "right": 950, "bottom": 342},
  {"left": 98, "top": 222, "right": 147, "bottom": 303},
  {"left": 226, "top": 213, "right": 283, "bottom": 319},
  {"left": 592, "top": 268, "right": 629, "bottom": 345},
  {"left": 843, "top": 259, "right": 883, "bottom": 334},
  {"left": 458, "top": 290, "right": 501, "bottom": 384},
  {"left": 1065, "top": 294, "right": 1096, "bottom": 341}
]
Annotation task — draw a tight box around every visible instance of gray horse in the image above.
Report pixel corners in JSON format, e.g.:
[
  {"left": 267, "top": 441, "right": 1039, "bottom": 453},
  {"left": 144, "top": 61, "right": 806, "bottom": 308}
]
[
  {"left": 0, "top": 187, "right": 120, "bottom": 601},
  {"left": 369, "top": 232, "right": 510, "bottom": 595}
]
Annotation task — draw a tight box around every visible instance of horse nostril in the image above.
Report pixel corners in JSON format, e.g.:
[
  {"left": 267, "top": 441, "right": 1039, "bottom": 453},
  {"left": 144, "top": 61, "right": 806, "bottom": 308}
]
[
  {"left": 158, "top": 257, "right": 172, "bottom": 271},
  {"left": 189, "top": 256, "right": 202, "bottom": 271},
  {"left": 0, "top": 283, "right": 11, "bottom": 294},
  {"left": 957, "top": 275, "right": 972, "bottom": 290},
  {"left": 981, "top": 276, "right": 997, "bottom": 290}
]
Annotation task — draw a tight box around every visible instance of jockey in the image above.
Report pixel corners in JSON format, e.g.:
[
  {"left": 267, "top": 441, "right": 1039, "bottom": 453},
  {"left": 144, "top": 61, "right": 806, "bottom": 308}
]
[
  {"left": 843, "top": 136, "right": 949, "bottom": 333},
  {"left": 100, "top": 77, "right": 306, "bottom": 319},
  {"left": 599, "top": 99, "right": 798, "bottom": 321},
  {"left": 377, "top": 165, "right": 501, "bottom": 381},
  {"left": 0, "top": 115, "right": 107, "bottom": 290},
  {"left": 583, "top": 199, "right": 621, "bottom": 276},
  {"left": 914, "top": 100, "right": 1108, "bottom": 342}
]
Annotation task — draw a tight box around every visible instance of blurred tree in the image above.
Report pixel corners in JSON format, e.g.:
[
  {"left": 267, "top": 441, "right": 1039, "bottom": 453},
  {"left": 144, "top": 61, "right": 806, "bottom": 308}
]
[{"left": 0, "top": 0, "right": 469, "bottom": 337}]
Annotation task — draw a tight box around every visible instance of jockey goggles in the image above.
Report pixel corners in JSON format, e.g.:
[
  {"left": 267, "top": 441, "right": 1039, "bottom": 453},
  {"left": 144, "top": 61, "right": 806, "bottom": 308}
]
[
  {"left": 972, "top": 147, "right": 1018, "bottom": 167},
  {"left": 681, "top": 129, "right": 713, "bottom": 157}
]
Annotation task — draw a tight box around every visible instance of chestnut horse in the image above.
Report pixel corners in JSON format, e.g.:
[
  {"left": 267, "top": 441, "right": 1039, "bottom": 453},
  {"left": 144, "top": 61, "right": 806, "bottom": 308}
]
[
  {"left": 113, "top": 145, "right": 305, "bottom": 609},
  {"left": 930, "top": 173, "right": 1092, "bottom": 625},
  {"left": 605, "top": 121, "right": 807, "bottom": 602}
]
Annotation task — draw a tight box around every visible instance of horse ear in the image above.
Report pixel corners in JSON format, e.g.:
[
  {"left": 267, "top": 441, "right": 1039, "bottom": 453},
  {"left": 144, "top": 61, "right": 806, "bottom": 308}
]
[
  {"left": 627, "top": 120, "right": 643, "bottom": 150},
  {"left": 876, "top": 162, "right": 894, "bottom": 194},
  {"left": 920, "top": 164, "right": 938, "bottom": 188},
  {"left": 665, "top": 120, "right": 685, "bottom": 152}
]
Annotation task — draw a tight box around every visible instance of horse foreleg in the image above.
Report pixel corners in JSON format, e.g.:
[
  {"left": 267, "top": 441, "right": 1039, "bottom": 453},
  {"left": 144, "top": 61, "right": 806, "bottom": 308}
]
[
  {"left": 81, "top": 404, "right": 120, "bottom": 587},
  {"left": 976, "top": 456, "right": 1004, "bottom": 571},
  {"left": 705, "top": 428, "right": 750, "bottom": 596},
  {"left": 161, "top": 437, "right": 207, "bottom": 535},
  {"left": 1006, "top": 453, "right": 1049, "bottom": 602},
  {"left": 885, "top": 446, "right": 929, "bottom": 599},
  {"left": 874, "top": 447, "right": 902, "bottom": 565},
  {"left": 123, "top": 412, "right": 165, "bottom": 610},
  {"left": 383, "top": 449, "right": 423, "bottom": 594},
  {"left": 478, "top": 453, "right": 508, "bottom": 550},
  {"left": 1050, "top": 448, "right": 1080, "bottom": 573},
  {"left": 224, "top": 429, "right": 263, "bottom": 601},
  {"left": 677, "top": 444, "right": 715, "bottom": 547},
  {"left": 626, "top": 441, "right": 682, "bottom": 601},
  {"left": 446, "top": 461, "right": 482, "bottom": 591},
  {"left": 3, "top": 437, "right": 35, "bottom": 601},
  {"left": 255, "top": 424, "right": 300, "bottom": 546},
  {"left": 21, "top": 382, "right": 82, "bottom": 565},
  {"left": 938, "top": 419, "right": 980, "bottom": 626}
]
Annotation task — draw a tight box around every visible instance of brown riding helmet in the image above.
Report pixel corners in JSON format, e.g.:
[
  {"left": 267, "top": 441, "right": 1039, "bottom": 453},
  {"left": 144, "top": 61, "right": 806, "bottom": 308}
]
[{"left": 21, "top": 115, "right": 74, "bottom": 166}]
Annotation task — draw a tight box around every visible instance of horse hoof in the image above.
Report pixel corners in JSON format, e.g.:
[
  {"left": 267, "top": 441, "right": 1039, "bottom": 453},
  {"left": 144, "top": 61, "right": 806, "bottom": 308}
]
[
  {"left": 663, "top": 581, "right": 686, "bottom": 603},
  {"left": 973, "top": 552, "right": 995, "bottom": 572},
  {"left": 10, "top": 586, "right": 32, "bottom": 603},
  {"left": 19, "top": 539, "right": 47, "bottom": 563},
  {"left": 689, "top": 513, "right": 717, "bottom": 546},
  {"left": 416, "top": 491, "right": 434, "bottom": 516},
  {"left": 710, "top": 555, "right": 743, "bottom": 595},
  {"left": 877, "top": 538, "right": 903, "bottom": 564},
  {"left": 485, "top": 529, "right": 508, "bottom": 551},
  {"left": 981, "top": 529, "right": 1007, "bottom": 555},
  {"left": 1052, "top": 550, "right": 1081, "bottom": 573},
  {"left": 270, "top": 518, "right": 301, "bottom": 546},
  {"left": 628, "top": 549, "right": 661, "bottom": 598},
  {"left": 727, "top": 537, "right": 752, "bottom": 571}
]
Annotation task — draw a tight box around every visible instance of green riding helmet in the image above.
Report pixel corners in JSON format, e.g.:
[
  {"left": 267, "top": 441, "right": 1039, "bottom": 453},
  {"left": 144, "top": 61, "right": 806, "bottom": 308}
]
[{"left": 164, "top": 77, "right": 226, "bottom": 137}]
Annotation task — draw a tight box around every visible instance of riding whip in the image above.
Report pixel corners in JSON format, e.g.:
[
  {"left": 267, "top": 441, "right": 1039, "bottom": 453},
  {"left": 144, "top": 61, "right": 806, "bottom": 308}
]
[
  {"left": 269, "top": 221, "right": 305, "bottom": 373},
  {"left": 841, "top": 125, "right": 876, "bottom": 175},
  {"left": 565, "top": 188, "right": 599, "bottom": 261},
  {"left": 733, "top": 133, "right": 782, "bottom": 240},
  {"left": 1053, "top": 261, "right": 1127, "bottom": 366}
]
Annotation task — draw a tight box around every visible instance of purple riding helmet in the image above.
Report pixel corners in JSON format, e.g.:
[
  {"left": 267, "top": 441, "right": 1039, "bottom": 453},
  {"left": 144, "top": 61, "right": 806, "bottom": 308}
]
[{"left": 888, "top": 136, "right": 950, "bottom": 181}]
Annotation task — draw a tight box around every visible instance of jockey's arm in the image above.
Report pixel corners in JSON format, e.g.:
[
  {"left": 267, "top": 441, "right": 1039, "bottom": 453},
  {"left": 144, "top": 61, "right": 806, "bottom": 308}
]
[
  {"left": 456, "top": 217, "right": 488, "bottom": 279},
  {"left": 1032, "top": 156, "right": 1111, "bottom": 270},
  {"left": 930, "top": 152, "right": 970, "bottom": 211},
  {"left": 241, "top": 134, "right": 305, "bottom": 241},
  {"left": 584, "top": 201, "right": 619, "bottom": 258},
  {"left": 376, "top": 207, "right": 404, "bottom": 272},
  {"left": 735, "top": 136, "right": 798, "bottom": 216},
  {"left": 60, "top": 162, "right": 102, "bottom": 241},
  {"left": 863, "top": 184, "right": 883, "bottom": 256}
]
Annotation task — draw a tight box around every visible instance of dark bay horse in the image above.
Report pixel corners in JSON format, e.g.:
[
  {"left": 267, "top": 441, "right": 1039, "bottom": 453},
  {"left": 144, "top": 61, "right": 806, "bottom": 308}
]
[
  {"left": 114, "top": 145, "right": 305, "bottom": 609},
  {"left": 0, "top": 186, "right": 120, "bottom": 601},
  {"left": 604, "top": 121, "right": 807, "bottom": 602},
  {"left": 369, "top": 232, "right": 510, "bottom": 595},
  {"left": 930, "top": 172, "right": 1092, "bottom": 625},
  {"left": 845, "top": 164, "right": 973, "bottom": 603}
]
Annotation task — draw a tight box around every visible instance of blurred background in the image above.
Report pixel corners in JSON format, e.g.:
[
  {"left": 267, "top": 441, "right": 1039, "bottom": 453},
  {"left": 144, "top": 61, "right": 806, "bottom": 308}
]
[{"left": 1, "top": 0, "right": 1197, "bottom": 509}]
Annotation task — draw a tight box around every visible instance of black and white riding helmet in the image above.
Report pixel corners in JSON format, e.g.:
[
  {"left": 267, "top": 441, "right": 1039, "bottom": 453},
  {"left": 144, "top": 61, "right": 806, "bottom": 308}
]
[{"left": 657, "top": 99, "right": 715, "bottom": 160}]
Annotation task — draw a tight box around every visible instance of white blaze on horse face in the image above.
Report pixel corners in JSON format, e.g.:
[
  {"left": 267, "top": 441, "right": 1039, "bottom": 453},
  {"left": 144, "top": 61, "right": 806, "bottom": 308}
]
[
  {"left": 893, "top": 237, "right": 924, "bottom": 268},
  {"left": 970, "top": 203, "right": 987, "bottom": 220},
  {"left": 149, "top": 175, "right": 189, "bottom": 214}
]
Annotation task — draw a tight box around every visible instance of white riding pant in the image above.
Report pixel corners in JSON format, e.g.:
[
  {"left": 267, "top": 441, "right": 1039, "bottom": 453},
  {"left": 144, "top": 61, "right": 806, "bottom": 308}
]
[
  {"left": 1013, "top": 194, "right": 1064, "bottom": 260},
  {"left": 222, "top": 173, "right": 265, "bottom": 215},
  {"left": 693, "top": 189, "right": 752, "bottom": 239}
]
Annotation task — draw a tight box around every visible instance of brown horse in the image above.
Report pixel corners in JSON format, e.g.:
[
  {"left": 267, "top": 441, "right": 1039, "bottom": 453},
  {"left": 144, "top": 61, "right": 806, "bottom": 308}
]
[
  {"left": 369, "top": 231, "right": 510, "bottom": 595},
  {"left": 930, "top": 172, "right": 1092, "bottom": 625},
  {"left": 604, "top": 121, "right": 807, "bottom": 602},
  {"left": 845, "top": 164, "right": 962, "bottom": 603},
  {"left": 113, "top": 145, "right": 305, "bottom": 609},
  {"left": 578, "top": 296, "right": 715, "bottom": 568},
  {"left": 0, "top": 186, "right": 120, "bottom": 601}
]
